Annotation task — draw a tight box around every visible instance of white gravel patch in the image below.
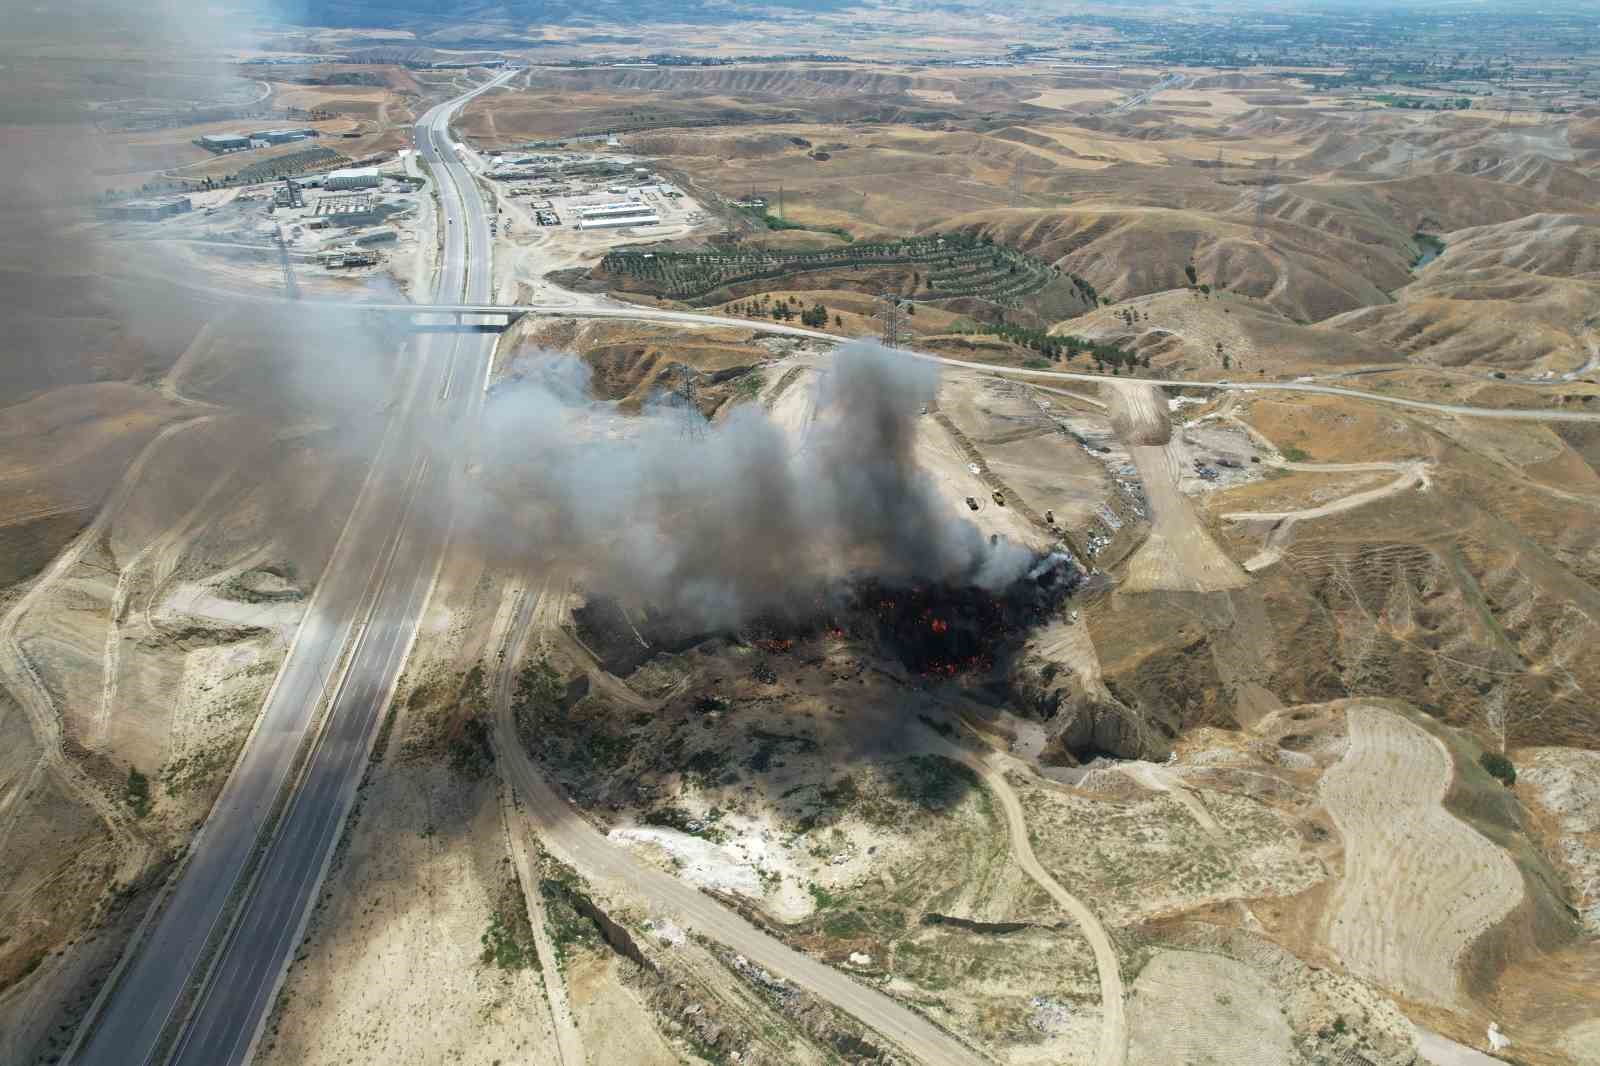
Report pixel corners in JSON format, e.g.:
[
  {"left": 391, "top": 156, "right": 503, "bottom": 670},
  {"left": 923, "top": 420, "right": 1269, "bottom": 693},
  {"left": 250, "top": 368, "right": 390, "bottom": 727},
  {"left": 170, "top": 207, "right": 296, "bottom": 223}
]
[{"left": 609, "top": 826, "right": 764, "bottom": 896}]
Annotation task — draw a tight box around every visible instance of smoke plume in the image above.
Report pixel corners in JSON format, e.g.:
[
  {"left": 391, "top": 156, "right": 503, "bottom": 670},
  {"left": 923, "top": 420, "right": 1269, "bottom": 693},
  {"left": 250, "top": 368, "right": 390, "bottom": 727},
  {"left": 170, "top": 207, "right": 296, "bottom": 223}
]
[{"left": 467, "top": 341, "right": 1032, "bottom": 629}]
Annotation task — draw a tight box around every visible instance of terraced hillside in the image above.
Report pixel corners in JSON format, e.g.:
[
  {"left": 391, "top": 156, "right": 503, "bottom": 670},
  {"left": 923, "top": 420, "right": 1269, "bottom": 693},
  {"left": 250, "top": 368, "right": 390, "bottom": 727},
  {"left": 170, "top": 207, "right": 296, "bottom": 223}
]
[{"left": 596, "top": 235, "right": 1078, "bottom": 312}]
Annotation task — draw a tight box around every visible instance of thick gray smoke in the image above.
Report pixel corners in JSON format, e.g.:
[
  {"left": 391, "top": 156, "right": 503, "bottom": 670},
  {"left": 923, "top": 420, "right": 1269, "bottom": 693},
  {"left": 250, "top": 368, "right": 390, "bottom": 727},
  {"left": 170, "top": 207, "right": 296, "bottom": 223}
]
[{"left": 468, "top": 342, "right": 1032, "bottom": 629}]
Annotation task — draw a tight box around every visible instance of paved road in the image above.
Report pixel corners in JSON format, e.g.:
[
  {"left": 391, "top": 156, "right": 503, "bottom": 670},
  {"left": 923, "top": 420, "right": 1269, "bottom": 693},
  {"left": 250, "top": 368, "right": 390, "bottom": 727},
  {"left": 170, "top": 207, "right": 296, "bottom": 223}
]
[
  {"left": 70, "top": 69, "right": 514, "bottom": 1066},
  {"left": 1109, "top": 71, "right": 1187, "bottom": 114},
  {"left": 336, "top": 301, "right": 1600, "bottom": 423}
]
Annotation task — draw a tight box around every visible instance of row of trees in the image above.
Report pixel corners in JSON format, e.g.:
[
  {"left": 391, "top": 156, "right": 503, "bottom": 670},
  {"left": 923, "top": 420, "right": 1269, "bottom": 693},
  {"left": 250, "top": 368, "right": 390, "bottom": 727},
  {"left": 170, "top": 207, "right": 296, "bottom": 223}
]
[
  {"left": 967, "top": 320, "right": 1150, "bottom": 371},
  {"left": 727, "top": 294, "right": 842, "bottom": 329}
]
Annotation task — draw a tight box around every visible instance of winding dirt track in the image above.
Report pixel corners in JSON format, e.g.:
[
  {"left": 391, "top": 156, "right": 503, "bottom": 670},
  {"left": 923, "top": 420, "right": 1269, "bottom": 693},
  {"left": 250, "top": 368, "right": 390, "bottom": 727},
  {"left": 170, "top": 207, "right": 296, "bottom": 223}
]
[
  {"left": 944, "top": 747, "right": 1129, "bottom": 1066},
  {"left": 1319, "top": 706, "right": 1523, "bottom": 1009},
  {"left": 0, "top": 418, "right": 213, "bottom": 883},
  {"left": 1223, "top": 461, "right": 1432, "bottom": 572}
]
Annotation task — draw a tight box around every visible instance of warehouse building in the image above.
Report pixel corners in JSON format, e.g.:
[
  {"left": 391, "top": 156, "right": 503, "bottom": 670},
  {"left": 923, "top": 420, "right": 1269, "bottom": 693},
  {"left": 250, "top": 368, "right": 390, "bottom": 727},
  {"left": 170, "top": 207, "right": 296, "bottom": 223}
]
[
  {"left": 578, "top": 215, "right": 658, "bottom": 230},
  {"left": 576, "top": 201, "right": 659, "bottom": 230},
  {"left": 102, "top": 196, "right": 193, "bottom": 222},
  {"left": 249, "top": 127, "right": 318, "bottom": 144},
  {"left": 198, "top": 133, "right": 251, "bottom": 152},
  {"left": 324, "top": 166, "right": 382, "bottom": 190}
]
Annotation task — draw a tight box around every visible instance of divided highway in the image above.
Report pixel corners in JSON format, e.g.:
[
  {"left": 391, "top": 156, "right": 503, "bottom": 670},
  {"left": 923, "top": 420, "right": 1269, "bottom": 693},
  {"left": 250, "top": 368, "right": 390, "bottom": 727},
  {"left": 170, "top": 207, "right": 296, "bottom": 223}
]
[{"left": 71, "top": 69, "right": 513, "bottom": 1066}]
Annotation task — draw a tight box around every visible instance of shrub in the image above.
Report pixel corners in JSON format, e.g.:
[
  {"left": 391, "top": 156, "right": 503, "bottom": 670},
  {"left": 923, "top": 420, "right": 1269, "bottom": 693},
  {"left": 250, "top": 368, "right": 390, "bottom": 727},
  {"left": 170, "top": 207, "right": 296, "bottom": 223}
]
[
  {"left": 1480, "top": 751, "right": 1516, "bottom": 786},
  {"left": 448, "top": 714, "right": 495, "bottom": 778},
  {"left": 480, "top": 879, "right": 538, "bottom": 970},
  {"left": 126, "top": 767, "right": 151, "bottom": 817}
]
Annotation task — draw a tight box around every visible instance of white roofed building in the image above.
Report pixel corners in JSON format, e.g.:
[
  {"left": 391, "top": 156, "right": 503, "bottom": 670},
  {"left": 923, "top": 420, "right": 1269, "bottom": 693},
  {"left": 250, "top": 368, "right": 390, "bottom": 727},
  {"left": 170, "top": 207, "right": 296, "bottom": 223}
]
[{"left": 324, "top": 166, "right": 382, "bottom": 190}]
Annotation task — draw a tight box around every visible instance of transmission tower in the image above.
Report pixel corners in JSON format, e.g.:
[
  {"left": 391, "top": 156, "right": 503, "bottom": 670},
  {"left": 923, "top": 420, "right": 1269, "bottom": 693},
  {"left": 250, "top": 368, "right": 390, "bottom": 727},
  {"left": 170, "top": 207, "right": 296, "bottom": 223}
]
[
  {"left": 274, "top": 224, "right": 299, "bottom": 300},
  {"left": 1253, "top": 155, "right": 1279, "bottom": 245},
  {"left": 672, "top": 368, "right": 705, "bottom": 439},
  {"left": 877, "top": 294, "right": 904, "bottom": 349}
]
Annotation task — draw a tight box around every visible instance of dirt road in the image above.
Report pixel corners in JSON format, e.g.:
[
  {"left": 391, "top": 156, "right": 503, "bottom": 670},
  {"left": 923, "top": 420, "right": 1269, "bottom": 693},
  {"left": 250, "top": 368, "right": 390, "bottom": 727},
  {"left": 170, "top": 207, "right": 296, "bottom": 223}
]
[
  {"left": 1320, "top": 705, "right": 1523, "bottom": 1009},
  {"left": 1223, "top": 460, "right": 1432, "bottom": 571},
  {"left": 0, "top": 417, "right": 211, "bottom": 1065},
  {"left": 946, "top": 746, "right": 1129, "bottom": 1066},
  {"left": 1104, "top": 383, "right": 1248, "bottom": 592},
  {"left": 1415, "top": 1027, "right": 1511, "bottom": 1066},
  {"left": 492, "top": 585, "right": 585, "bottom": 1066}
]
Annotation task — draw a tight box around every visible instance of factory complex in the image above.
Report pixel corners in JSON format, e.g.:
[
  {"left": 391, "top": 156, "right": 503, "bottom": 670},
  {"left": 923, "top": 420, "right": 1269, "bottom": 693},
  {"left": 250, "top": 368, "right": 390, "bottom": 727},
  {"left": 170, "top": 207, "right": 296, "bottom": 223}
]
[{"left": 197, "top": 128, "right": 319, "bottom": 153}]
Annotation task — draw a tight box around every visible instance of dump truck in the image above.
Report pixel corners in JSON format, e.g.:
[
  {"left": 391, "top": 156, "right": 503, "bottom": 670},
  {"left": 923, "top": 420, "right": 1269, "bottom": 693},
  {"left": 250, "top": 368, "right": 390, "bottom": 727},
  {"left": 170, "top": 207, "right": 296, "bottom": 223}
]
[{"left": 992, "top": 491, "right": 1006, "bottom": 507}]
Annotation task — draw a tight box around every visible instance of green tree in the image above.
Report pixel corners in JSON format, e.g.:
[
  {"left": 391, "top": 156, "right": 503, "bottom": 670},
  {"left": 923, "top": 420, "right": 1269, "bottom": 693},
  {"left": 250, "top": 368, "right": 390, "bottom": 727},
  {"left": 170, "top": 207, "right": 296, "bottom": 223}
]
[
  {"left": 1184, "top": 263, "right": 1198, "bottom": 286},
  {"left": 1480, "top": 751, "right": 1516, "bottom": 786}
]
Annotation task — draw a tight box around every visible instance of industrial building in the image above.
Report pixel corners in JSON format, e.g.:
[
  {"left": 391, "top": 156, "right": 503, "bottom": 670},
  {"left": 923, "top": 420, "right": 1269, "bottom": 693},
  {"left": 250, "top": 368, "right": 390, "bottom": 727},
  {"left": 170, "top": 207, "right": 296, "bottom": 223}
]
[
  {"left": 102, "top": 196, "right": 193, "bottom": 222},
  {"left": 314, "top": 191, "right": 381, "bottom": 224},
  {"left": 574, "top": 200, "right": 660, "bottom": 230},
  {"left": 323, "top": 166, "right": 382, "bottom": 190},
  {"left": 250, "top": 127, "right": 317, "bottom": 144},
  {"left": 275, "top": 178, "right": 305, "bottom": 209},
  {"left": 198, "top": 133, "right": 250, "bottom": 152},
  {"left": 319, "top": 248, "right": 380, "bottom": 268}
]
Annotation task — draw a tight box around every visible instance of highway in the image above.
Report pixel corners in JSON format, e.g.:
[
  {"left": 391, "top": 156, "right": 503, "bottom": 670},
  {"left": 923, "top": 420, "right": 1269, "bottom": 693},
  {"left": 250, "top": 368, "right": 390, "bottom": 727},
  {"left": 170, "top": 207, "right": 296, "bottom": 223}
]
[{"left": 70, "top": 69, "right": 514, "bottom": 1066}]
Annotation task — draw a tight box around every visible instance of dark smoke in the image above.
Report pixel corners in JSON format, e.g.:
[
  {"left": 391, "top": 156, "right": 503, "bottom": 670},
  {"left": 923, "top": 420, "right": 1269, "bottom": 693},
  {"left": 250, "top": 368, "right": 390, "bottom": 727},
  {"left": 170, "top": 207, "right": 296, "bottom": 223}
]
[{"left": 466, "top": 342, "right": 1033, "bottom": 629}]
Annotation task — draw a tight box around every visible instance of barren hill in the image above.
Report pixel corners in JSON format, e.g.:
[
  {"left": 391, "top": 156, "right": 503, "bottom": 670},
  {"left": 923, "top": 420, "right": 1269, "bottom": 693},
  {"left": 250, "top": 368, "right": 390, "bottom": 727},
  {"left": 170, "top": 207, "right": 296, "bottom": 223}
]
[{"left": 1325, "top": 213, "right": 1600, "bottom": 372}]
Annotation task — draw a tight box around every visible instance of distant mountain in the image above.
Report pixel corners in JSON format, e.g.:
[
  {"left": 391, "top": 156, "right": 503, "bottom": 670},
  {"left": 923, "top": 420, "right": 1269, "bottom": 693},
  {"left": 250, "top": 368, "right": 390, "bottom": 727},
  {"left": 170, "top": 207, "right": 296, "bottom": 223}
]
[{"left": 274, "top": 0, "right": 859, "bottom": 35}]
